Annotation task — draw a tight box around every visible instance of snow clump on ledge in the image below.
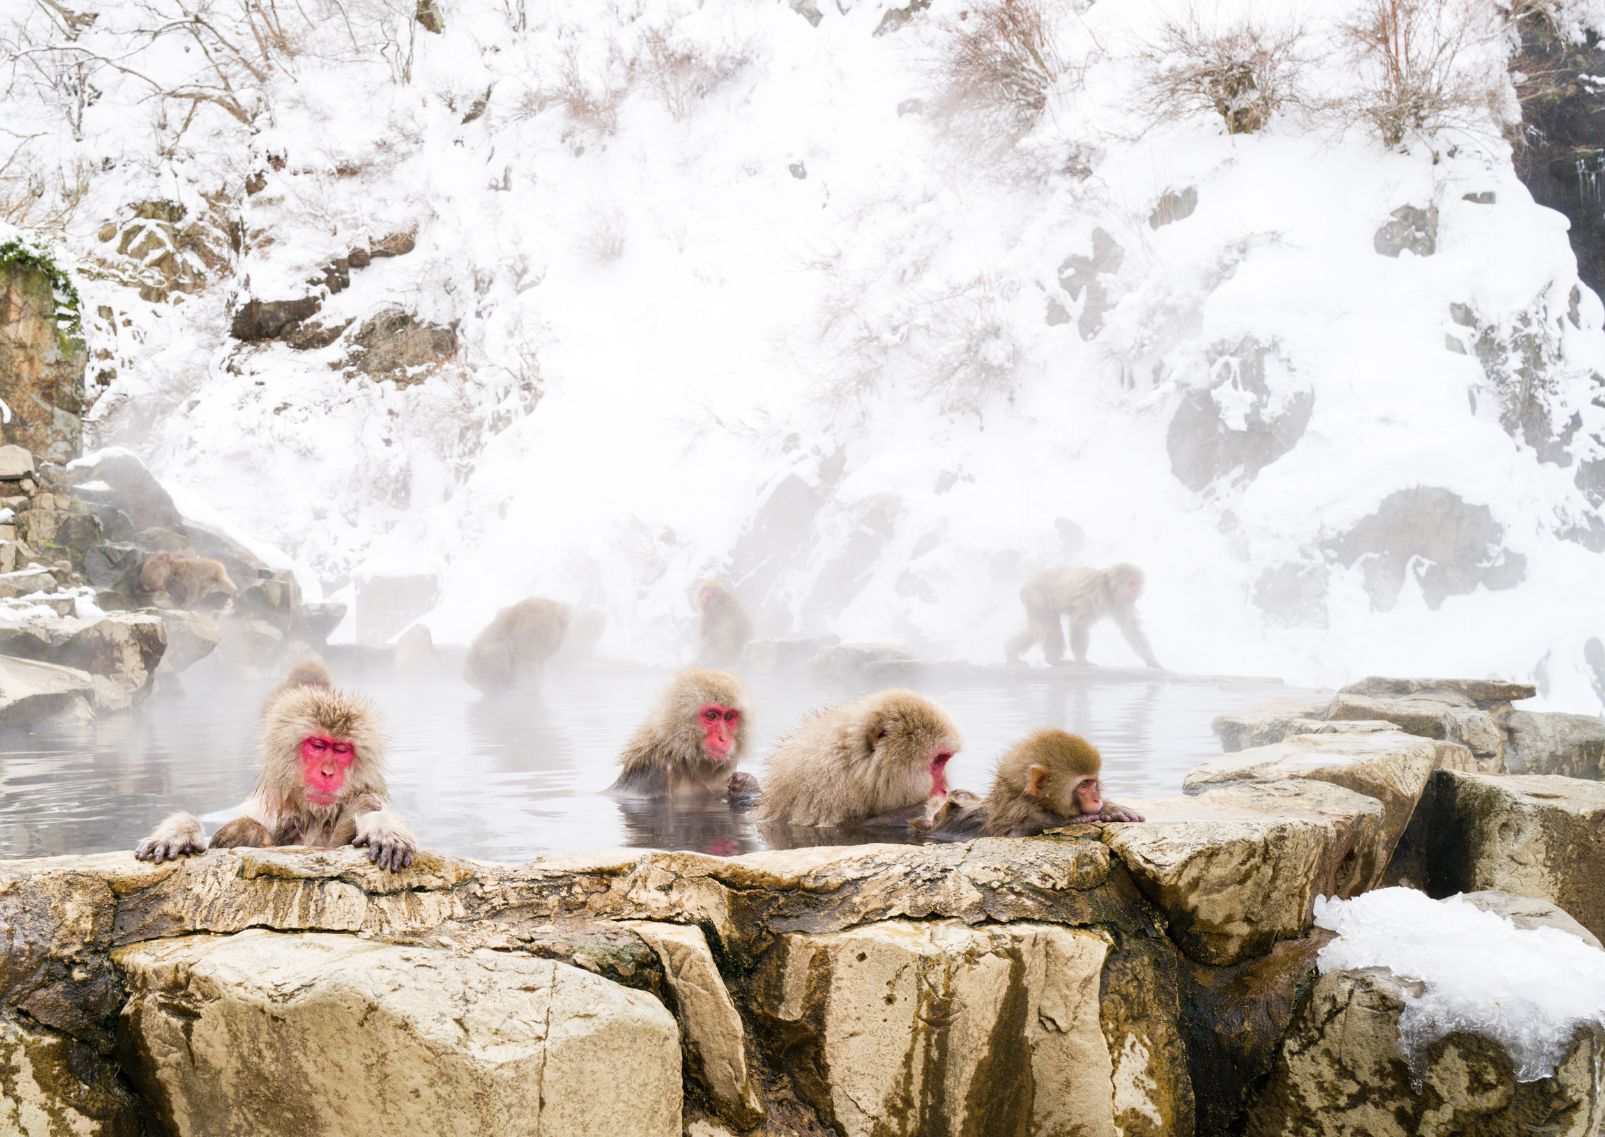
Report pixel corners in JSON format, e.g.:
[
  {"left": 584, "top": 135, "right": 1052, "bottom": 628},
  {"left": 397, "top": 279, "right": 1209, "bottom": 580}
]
[{"left": 1314, "top": 887, "right": 1605, "bottom": 1081}]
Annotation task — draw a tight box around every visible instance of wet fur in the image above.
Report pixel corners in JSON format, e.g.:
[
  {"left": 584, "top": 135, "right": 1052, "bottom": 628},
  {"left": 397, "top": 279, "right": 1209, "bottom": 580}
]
[
  {"left": 759, "top": 688, "right": 961, "bottom": 826},
  {"left": 696, "top": 581, "right": 753, "bottom": 666},
  {"left": 610, "top": 668, "right": 752, "bottom": 799},
  {"left": 465, "top": 597, "right": 571, "bottom": 693}
]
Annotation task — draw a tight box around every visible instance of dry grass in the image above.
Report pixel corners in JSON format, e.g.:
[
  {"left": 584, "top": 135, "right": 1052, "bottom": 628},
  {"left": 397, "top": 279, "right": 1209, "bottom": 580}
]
[
  {"left": 1134, "top": 10, "right": 1307, "bottom": 135},
  {"left": 933, "top": 0, "right": 1067, "bottom": 138}
]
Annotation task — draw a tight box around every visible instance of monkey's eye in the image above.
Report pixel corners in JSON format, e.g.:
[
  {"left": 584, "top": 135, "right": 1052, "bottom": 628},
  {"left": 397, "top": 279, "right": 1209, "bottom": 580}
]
[
  {"left": 724, "top": 710, "right": 738, "bottom": 723},
  {"left": 332, "top": 742, "right": 353, "bottom": 756},
  {"left": 307, "top": 738, "right": 329, "bottom": 752},
  {"left": 703, "top": 709, "right": 720, "bottom": 722}
]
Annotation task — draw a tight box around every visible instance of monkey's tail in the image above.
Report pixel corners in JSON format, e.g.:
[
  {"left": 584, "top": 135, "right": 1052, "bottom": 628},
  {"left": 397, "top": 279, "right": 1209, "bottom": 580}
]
[{"left": 1004, "top": 626, "right": 1034, "bottom": 663}]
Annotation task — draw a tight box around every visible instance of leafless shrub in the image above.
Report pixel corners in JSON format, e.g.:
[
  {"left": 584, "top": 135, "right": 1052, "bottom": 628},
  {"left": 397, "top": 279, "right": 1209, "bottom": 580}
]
[
  {"left": 513, "top": 41, "right": 629, "bottom": 138},
  {"left": 1134, "top": 10, "right": 1307, "bottom": 134},
  {"left": 639, "top": 27, "right": 746, "bottom": 122},
  {"left": 933, "top": 0, "right": 1067, "bottom": 137},
  {"left": 1339, "top": 0, "right": 1504, "bottom": 147}
]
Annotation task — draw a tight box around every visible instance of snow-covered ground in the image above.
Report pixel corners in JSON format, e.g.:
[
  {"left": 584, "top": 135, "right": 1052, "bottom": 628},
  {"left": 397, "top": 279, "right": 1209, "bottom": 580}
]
[{"left": 6, "top": 0, "right": 1605, "bottom": 706}]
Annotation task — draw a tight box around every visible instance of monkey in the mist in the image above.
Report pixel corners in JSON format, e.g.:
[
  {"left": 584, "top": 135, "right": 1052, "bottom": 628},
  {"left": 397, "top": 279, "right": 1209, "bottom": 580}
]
[
  {"left": 1004, "top": 563, "right": 1162, "bottom": 670},
  {"left": 919, "top": 730, "right": 1144, "bottom": 839},
  {"left": 134, "top": 677, "right": 416, "bottom": 870},
  {"left": 758, "top": 689, "right": 961, "bottom": 827},
  {"left": 608, "top": 668, "right": 758, "bottom": 803},
  {"left": 139, "top": 551, "right": 239, "bottom": 608},
  {"left": 695, "top": 580, "right": 753, "bottom": 667},
  {"left": 464, "top": 597, "right": 571, "bottom": 694}
]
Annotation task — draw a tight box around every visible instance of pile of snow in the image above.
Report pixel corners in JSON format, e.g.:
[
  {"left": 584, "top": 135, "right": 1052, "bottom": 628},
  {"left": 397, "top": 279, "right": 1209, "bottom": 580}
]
[
  {"left": 6, "top": 0, "right": 1605, "bottom": 701},
  {"left": 1314, "top": 887, "right": 1605, "bottom": 1080}
]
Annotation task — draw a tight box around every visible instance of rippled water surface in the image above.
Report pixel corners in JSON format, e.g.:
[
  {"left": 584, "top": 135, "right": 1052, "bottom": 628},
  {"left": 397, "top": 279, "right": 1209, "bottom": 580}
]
[{"left": 0, "top": 662, "right": 1303, "bottom": 861}]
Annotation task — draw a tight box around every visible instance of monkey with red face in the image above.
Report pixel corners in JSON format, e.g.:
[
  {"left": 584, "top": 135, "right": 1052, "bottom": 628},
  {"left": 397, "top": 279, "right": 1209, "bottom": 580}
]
[
  {"left": 609, "top": 669, "right": 758, "bottom": 803},
  {"left": 134, "top": 679, "right": 415, "bottom": 870},
  {"left": 1005, "top": 563, "right": 1162, "bottom": 669}
]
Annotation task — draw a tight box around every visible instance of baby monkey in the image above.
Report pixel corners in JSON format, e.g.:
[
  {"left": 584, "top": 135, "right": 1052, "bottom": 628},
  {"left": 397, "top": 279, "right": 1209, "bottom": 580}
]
[{"left": 922, "top": 729, "right": 1144, "bottom": 839}]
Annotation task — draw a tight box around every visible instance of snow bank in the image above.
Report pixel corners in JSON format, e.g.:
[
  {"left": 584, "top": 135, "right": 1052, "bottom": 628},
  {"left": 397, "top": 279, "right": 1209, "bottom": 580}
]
[{"left": 1314, "top": 887, "right": 1605, "bottom": 1080}]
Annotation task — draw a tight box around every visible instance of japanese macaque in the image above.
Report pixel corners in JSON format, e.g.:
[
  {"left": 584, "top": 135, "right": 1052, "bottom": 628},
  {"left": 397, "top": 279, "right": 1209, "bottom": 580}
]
[
  {"left": 464, "top": 597, "right": 571, "bottom": 694},
  {"left": 695, "top": 580, "right": 753, "bottom": 667},
  {"left": 759, "top": 689, "right": 961, "bottom": 827},
  {"left": 134, "top": 682, "right": 416, "bottom": 870},
  {"left": 1005, "top": 563, "right": 1162, "bottom": 669},
  {"left": 608, "top": 668, "right": 757, "bottom": 803},
  {"left": 138, "top": 551, "right": 238, "bottom": 608},
  {"left": 277, "top": 657, "right": 333, "bottom": 693},
  {"left": 923, "top": 729, "right": 1144, "bottom": 839}
]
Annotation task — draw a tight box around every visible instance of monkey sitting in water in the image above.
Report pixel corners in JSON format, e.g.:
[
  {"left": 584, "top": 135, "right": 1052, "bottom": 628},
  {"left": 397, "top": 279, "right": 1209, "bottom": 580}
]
[
  {"left": 918, "top": 729, "right": 1144, "bottom": 839},
  {"left": 608, "top": 668, "right": 758, "bottom": 804}
]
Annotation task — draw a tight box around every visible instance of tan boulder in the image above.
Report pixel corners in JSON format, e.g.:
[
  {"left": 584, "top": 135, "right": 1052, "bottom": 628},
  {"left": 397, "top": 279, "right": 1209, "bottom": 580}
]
[
  {"left": 748, "top": 919, "right": 1190, "bottom": 1137},
  {"left": 0, "top": 1016, "right": 140, "bottom": 1136},
  {"left": 1503, "top": 710, "right": 1605, "bottom": 778},
  {"left": 1104, "top": 780, "right": 1384, "bottom": 965},
  {"left": 1429, "top": 772, "right": 1605, "bottom": 942},
  {"left": 1212, "top": 697, "right": 1332, "bottom": 751},
  {"left": 116, "top": 931, "right": 682, "bottom": 1137},
  {"left": 1244, "top": 968, "right": 1604, "bottom": 1137}
]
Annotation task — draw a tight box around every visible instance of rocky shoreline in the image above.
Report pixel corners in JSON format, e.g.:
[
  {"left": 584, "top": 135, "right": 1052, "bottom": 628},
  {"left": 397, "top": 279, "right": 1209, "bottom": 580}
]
[{"left": 4, "top": 676, "right": 1604, "bottom": 1136}]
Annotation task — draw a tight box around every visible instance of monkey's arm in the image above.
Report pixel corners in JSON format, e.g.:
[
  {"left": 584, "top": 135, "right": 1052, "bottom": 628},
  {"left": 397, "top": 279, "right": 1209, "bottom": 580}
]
[
  {"left": 134, "top": 811, "right": 207, "bottom": 862},
  {"left": 349, "top": 795, "right": 417, "bottom": 870},
  {"left": 912, "top": 791, "right": 988, "bottom": 841},
  {"left": 862, "top": 800, "right": 944, "bottom": 831},
  {"left": 1112, "top": 608, "right": 1162, "bottom": 670},
  {"left": 1097, "top": 802, "right": 1145, "bottom": 822},
  {"left": 209, "top": 816, "right": 273, "bottom": 848}
]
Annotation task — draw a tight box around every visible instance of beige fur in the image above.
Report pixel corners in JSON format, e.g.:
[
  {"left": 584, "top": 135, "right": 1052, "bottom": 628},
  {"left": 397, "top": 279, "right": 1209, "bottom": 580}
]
[
  {"left": 1005, "top": 563, "right": 1160, "bottom": 668},
  {"left": 695, "top": 580, "right": 753, "bottom": 666},
  {"left": 759, "top": 688, "right": 961, "bottom": 826},
  {"left": 983, "top": 729, "right": 1102, "bottom": 837},
  {"left": 465, "top": 597, "right": 571, "bottom": 693},
  {"left": 610, "top": 668, "right": 752, "bottom": 798}
]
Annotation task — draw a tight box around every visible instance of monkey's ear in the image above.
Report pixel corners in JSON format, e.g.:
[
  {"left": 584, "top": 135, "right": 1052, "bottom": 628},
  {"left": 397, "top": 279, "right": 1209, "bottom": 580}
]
[
  {"left": 1024, "top": 764, "right": 1048, "bottom": 799},
  {"left": 865, "top": 717, "right": 890, "bottom": 753}
]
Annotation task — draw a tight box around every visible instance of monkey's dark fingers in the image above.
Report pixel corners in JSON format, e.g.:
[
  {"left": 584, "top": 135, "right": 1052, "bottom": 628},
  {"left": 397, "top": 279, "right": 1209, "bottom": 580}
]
[{"left": 352, "top": 832, "right": 370, "bottom": 847}]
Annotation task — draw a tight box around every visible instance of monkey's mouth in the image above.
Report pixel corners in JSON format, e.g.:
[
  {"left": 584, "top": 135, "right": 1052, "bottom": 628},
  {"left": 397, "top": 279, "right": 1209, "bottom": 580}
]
[{"left": 306, "top": 789, "right": 339, "bottom": 806}]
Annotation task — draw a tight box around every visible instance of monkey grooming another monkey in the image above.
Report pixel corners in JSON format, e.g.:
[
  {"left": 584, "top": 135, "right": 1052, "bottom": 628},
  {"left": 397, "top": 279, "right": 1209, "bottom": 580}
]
[
  {"left": 1005, "top": 563, "right": 1162, "bottom": 669},
  {"left": 464, "top": 597, "right": 571, "bottom": 694},
  {"left": 695, "top": 580, "right": 754, "bottom": 667},
  {"left": 134, "top": 681, "right": 416, "bottom": 870},
  {"left": 608, "top": 668, "right": 758, "bottom": 803},
  {"left": 759, "top": 689, "right": 962, "bottom": 827},
  {"left": 139, "top": 551, "right": 239, "bottom": 608}
]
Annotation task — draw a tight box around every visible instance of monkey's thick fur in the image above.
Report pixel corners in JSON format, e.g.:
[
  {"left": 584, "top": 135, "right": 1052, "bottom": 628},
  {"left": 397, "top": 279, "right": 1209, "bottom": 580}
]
[
  {"left": 134, "top": 681, "right": 416, "bottom": 870},
  {"left": 759, "top": 689, "right": 961, "bottom": 827},
  {"left": 139, "top": 551, "right": 239, "bottom": 607},
  {"left": 464, "top": 597, "right": 571, "bottom": 693},
  {"left": 1005, "top": 563, "right": 1160, "bottom": 669},
  {"left": 695, "top": 580, "right": 753, "bottom": 666},
  {"left": 609, "top": 668, "right": 753, "bottom": 799},
  {"left": 925, "top": 729, "right": 1138, "bottom": 839}
]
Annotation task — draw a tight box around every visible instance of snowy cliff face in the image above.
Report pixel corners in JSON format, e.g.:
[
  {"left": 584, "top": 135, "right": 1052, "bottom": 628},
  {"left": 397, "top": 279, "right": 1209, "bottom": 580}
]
[{"left": 7, "top": 0, "right": 1605, "bottom": 703}]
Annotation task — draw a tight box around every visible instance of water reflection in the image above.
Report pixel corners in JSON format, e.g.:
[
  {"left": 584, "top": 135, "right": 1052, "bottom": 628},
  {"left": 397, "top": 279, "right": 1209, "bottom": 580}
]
[{"left": 0, "top": 663, "right": 1300, "bottom": 861}]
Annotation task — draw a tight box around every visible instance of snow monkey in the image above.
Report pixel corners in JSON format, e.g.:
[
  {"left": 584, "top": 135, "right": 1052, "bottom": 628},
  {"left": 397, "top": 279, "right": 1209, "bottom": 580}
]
[
  {"left": 695, "top": 580, "right": 754, "bottom": 667},
  {"left": 464, "top": 597, "right": 571, "bottom": 694},
  {"left": 923, "top": 729, "right": 1144, "bottom": 839},
  {"left": 134, "top": 678, "right": 416, "bottom": 870},
  {"left": 759, "top": 689, "right": 962, "bottom": 827},
  {"left": 139, "top": 551, "right": 239, "bottom": 607},
  {"left": 608, "top": 668, "right": 758, "bottom": 803},
  {"left": 1004, "top": 563, "right": 1162, "bottom": 669}
]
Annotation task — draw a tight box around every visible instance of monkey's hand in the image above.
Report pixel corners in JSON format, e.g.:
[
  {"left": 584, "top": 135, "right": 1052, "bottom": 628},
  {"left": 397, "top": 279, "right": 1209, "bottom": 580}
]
[
  {"left": 134, "top": 812, "right": 206, "bottom": 862},
  {"left": 726, "top": 771, "right": 760, "bottom": 805},
  {"left": 1099, "top": 806, "right": 1146, "bottom": 823},
  {"left": 353, "top": 810, "right": 416, "bottom": 871}
]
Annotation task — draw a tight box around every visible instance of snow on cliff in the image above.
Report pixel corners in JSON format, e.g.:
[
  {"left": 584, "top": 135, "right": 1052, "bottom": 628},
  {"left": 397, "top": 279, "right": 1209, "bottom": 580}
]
[{"left": 6, "top": 0, "right": 1605, "bottom": 703}]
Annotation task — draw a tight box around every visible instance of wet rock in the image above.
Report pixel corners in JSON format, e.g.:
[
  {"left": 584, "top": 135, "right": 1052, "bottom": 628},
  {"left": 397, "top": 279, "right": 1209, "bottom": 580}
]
[
  {"left": 343, "top": 306, "right": 458, "bottom": 381},
  {"left": 155, "top": 609, "right": 221, "bottom": 672},
  {"left": 0, "top": 1016, "right": 141, "bottom": 1136},
  {"left": 1372, "top": 203, "right": 1438, "bottom": 257},
  {"left": 806, "top": 641, "right": 920, "bottom": 681},
  {"left": 1428, "top": 771, "right": 1605, "bottom": 943},
  {"left": 0, "top": 611, "right": 165, "bottom": 694},
  {"left": 1212, "top": 697, "right": 1332, "bottom": 751},
  {"left": 0, "top": 654, "right": 95, "bottom": 725},
  {"left": 749, "top": 920, "right": 1188, "bottom": 1137},
  {"left": 1167, "top": 336, "right": 1313, "bottom": 492},
  {"left": 1338, "top": 676, "right": 1536, "bottom": 708},
  {"left": 117, "top": 931, "right": 682, "bottom": 1137},
  {"left": 1243, "top": 967, "right": 1604, "bottom": 1137},
  {"left": 1503, "top": 710, "right": 1605, "bottom": 778},
  {"left": 1184, "top": 731, "right": 1446, "bottom": 870},
  {"left": 82, "top": 542, "right": 141, "bottom": 590},
  {"left": 628, "top": 922, "right": 763, "bottom": 1127},
  {"left": 1104, "top": 779, "right": 1385, "bottom": 966},
  {"left": 1457, "top": 890, "right": 1602, "bottom": 949},
  {"left": 1323, "top": 487, "right": 1526, "bottom": 611}
]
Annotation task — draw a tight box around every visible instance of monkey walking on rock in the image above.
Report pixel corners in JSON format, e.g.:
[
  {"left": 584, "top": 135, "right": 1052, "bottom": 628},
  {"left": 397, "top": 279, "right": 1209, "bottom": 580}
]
[{"left": 1005, "top": 563, "right": 1163, "bottom": 669}]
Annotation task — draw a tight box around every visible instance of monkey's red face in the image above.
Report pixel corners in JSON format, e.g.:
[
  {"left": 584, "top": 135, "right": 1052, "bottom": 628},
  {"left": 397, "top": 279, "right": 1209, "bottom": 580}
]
[
  {"left": 300, "top": 735, "right": 356, "bottom": 806},
  {"left": 696, "top": 586, "right": 714, "bottom": 610},
  {"left": 1071, "top": 775, "right": 1103, "bottom": 816},
  {"left": 699, "top": 704, "right": 740, "bottom": 761},
  {"left": 929, "top": 751, "right": 954, "bottom": 797}
]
